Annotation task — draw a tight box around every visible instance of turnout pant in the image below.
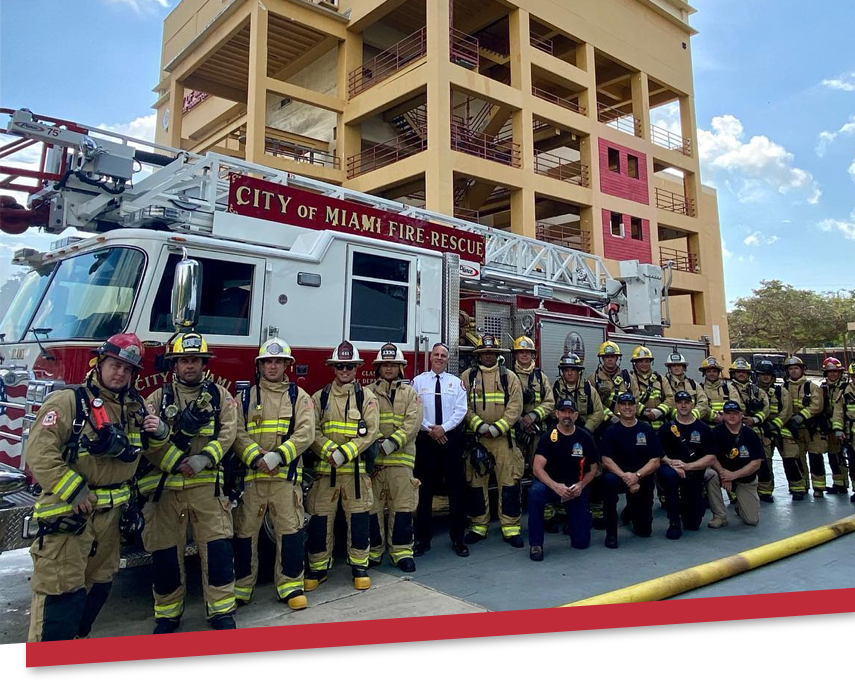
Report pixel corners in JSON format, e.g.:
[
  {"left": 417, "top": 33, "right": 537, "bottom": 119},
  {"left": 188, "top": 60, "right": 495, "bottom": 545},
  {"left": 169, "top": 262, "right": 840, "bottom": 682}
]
[
  {"left": 602, "top": 472, "right": 655, "bottom": 538},
  {"left": 527, "top": 479, "right": 591, "bottom": 549},
  {"left": 142, "top": 487, "right": 236, "bottom": 621},
  {"left": 466, "top": 435, "right": 524, "bottom": 539},
  {"left": 658, "top": 465, "right": 706, "bottom": 530},
  {"left": 232, "top": 479, "right": 305, "bottom": 603},
  {"left": 28, "top": 507, "right": 122, "bottom": 642},
  {"left": 414, "top": 429, "right": 467, "bottom": 545},
  {"left": 705, "top": 472, "right": 759, "bottom": 526},
  {"left": 811, "top": 432, "right": 849, "bottom": 490},
  {"left": 370, "top": 466, "right": 419, "bottom": 564},
  {"left": 305, "top": 473, "right": 373, "bottom": 575},
  {"left": 807, "top": 430, "right": 829, "bottom": 490},
  {"left": 759, "top": 436, "right": 776, "bottom": 496},
  {"left": 778, "top": 433, "right": 806, "bottom": 494}
]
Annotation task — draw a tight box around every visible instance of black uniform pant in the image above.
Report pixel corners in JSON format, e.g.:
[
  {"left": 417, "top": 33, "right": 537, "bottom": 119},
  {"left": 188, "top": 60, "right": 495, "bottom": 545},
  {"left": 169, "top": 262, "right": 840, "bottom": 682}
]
[
  {"left": 602, "top": 472, "right": 655, "bottom": 537},
  {"left": 658, "top": 465, "right": 706, "bottom": 530},
  {"left": 414, "top": 428, "right": 467, "bottom": 545}
]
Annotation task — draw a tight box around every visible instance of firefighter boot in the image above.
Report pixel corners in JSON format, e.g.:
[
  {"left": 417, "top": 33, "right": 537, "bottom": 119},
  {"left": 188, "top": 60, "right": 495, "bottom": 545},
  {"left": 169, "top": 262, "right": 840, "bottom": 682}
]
[
  {"left": 303, "top": 571, "right": 328, "bottom": 592},
  {"left": 210, "top": 614, "right": 237, "bottom": 631},
  {"left": 153, "top": 618, "right": 181, "bottom": 634},
  {"left": 282, "top": 590, "right": 308, "bottom": 611},
  {"left": 352, "top": 566, "right": 371, "bottom": 591}
]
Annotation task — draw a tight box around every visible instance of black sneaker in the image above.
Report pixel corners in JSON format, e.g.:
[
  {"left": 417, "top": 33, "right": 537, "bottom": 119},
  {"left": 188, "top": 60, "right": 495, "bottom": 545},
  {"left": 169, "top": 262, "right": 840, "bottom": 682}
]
[
  {"left": 826, "top": 485, "right": 847, "bottom": 495},
  {"left": 464, "top": 530, "right": 486, "bottom": 545},
  {"left": 529, "top": 546, "right": 544, "bottom": 562},
  {"left": 792, "top": 492, "right": 805, "bottom": 501},
  {"left": 397, "top": 557, "right": 416, "bottom": 573},
  {"left": 665, "top": 522, "right": 682, "bottom": 540},
  {"left": 503, "top": 534, "right": 524, "bottom": 548},
  {"left": 544, "top": 520, "right": 560, "bottom": 534},
  {"left": 413, "top": 540, "right": 431, "bottom": 557},
  {"left": 604, "top": 534, "right": 619, "bottom": 549},
  {"left": 759, "top": 494, "right": 774, "bottom": 503},
  {"left": 451, "top": 541, "right": 470, "bottom": 557},
  {"left": 153, "top": 618, "right": 180, "bottom": 635},
  {"left": 210, "top": 615, "right": 236, "bottom": 631}
]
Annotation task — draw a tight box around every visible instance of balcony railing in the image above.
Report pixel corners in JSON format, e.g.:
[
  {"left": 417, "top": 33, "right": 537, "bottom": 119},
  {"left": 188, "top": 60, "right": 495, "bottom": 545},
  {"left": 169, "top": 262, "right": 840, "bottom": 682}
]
[
  {"left": 660, "top": 246, "right": 700, "bottom": 273},
  {"left": 264, "top": 136, "right": 340, "bottom": 169},
  {"left": 536, "top": 221, "right": 592, "bottom": 253},
  {"left": 453, "top": 206, "right": 480, "bottom": 222},
  {"left": 530, "top": 32, "right": 554, "bottom": 55},
  {"left": 450, "top": 28, "right": 479, "bottom": 69},
  {"left": 451, "top": 122, "right": 520, "bottom": 167},
  {"left": 534, "top": 151, "right": 589, "bottom": 187},
  {"left": 597, "top": 103, "right": 640, "bottom": 137},
  {"left": 347, "top": 130, "right": 427, "bottom": 178},
  {"left": 532, "top": 86, "right": 586, "bottom": 115},
  {"left": 348, "top": 27, "right": 427, "bottom": 97},
  {"left": 651, "top": 123, "right": 692, "bottom": 156},
  {"left": 655, "top": 187, "right": 695, "bottom": 216}
]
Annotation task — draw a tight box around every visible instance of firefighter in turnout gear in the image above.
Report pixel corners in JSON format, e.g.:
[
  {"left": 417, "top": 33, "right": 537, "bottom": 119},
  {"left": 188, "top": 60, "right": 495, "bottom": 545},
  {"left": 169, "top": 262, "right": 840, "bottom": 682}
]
[
  {"left": 699, "top": 357, "right": 730, "bottom": 426},
  {"left": 369, "top": 344, "right": 423, "bottom": 572},
  {"left": 831, "top": 362, "right": 855, "bottom": 502},
  {"left": 306, "top": 341, "right": 379, "bottom": 591},
  {"left": 588, "top": 341, "right": 631, "bottom": 426},
  {"left": 231, "top": 339, "right": 315, "bottom": 610},
  {"left": 512, "top": 336, "right": 554, "bottom": 467},
  {"left": 461, "top": 334, "right": 525, "bottom": 547},
  {"left": 728, "top": 358, "right": 770, "bottom": 440},
  {"left": 27, "top": 334, "right": 147, "bottom": 642},
  {"left": 783, "top": 356, "right": 824, "bottom": 499},
  {"left": 819, "top": 358, "right": 849, "bottom": 495},
  {"left": 140, "top": 332, "right": 238, "bottom": 633},
  {"left": 628, "top": 347, "right": 674, "bottom": 430},
  {"left": 664, "top": 351, "right": 710, "bottom": 421},
  {"left": 755, "top": 359, "right": 794, "bottom": 502}
]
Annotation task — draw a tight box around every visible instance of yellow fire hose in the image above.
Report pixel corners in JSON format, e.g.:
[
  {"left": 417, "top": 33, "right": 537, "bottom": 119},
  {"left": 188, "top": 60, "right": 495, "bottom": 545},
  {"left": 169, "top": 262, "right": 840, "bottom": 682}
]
[{"left": 562, "top": 513, "right": 855, "bottom": 607}]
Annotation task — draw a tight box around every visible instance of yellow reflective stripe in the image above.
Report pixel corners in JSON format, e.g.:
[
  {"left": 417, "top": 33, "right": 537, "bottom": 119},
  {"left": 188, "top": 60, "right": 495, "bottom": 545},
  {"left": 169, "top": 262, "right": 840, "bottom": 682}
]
[
  {"left": 137, "top": 470, "right": 222, "bottom": 494},
  {"left": 308, "top": 559, "right": 330, "bottom": 572},
  {"left": 206, "top": 597, "right": 237, "bottom": 615},
  {"left": 34, "top": 501, "right": 74, "bottom": 518},
  {"left": 322, "top": 421, "right": 359, "bottom": 432},
  {"left": 468, "top": 416, "right": 484, "bottom": 432},
  {"left": 375, "top": 456, "right": 415, "bottom": 468},
  {"left": 242, "top": 443, "right": 262, "bottom": 466},
  {"left": 320, "top": 439, "right": 337, "bottom": 456},
  {"left": 480, "top": 392, "right": 506, "bottom": 402},
  {"left": 379, "top": 413, "right": 405, "bottom": 422},
  {"left": 244, "top": 468, "right": 302, "bottom": 482},
  {"left": 390, "top": 430, "right": 408, "bottom": 446},
  {"left": 340, "top": 441, "right": 359, "bottom": 462},
  {"left": 501, "top": 525, "right": 521, "bottom": 537},
  {"left": 202, "top": 440, "right": 224, "bottom": 464},
  {"left": 93, "top": 485, "right": 130, "bottom": 509},
  {"left": 54, "top": 469, "right": 84, "bottom": 502},
  {"left": 389, "top": 549, "right": 413, "bottom": 563},
  {"left": 154, "top": 600, "right": 184, "bottom": 619},
  {"left": 276, "top": 581, "right": 303, "bottom": 598},
  {"left": 772, "top": 417, "right": 784, "bottom": 428},
  {"left": 160, "top": 445, "right": 184, "bottom": 473},
  {"left": 234, "top": 586, "right": 253, "bottom": 602},
  {"left": 832, "top": 421, "right": 844, "bottom": 430},
  {"left": 494, "top": 418, "right": 510, "bottom": 434},
  {"left": 691, "top": 409, "right": 701, "bottom": 419},
  {"left": 470, "top": 525, "right": 488, "bottom": 536},
  {"left": 277, "top": 440, "right": 297, "bottom": 463},
  {"left": 754, "top": 411, "right": 766, "bottom": 422},
  {"left": 348, "top": 555, "right": 369, "bottom": 566},
  {"left": 533, "top": 406, "right": 546, "bottom": 420}
]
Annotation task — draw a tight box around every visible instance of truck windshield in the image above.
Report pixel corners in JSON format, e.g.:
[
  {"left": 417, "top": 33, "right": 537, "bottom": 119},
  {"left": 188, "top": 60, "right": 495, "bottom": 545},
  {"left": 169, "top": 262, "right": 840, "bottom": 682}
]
[
  {"left": 0, "top": 266, "right": 54, "bottom": 342},
  {"left": 26, "top": 247, "right": 145, "bottom": 341}
]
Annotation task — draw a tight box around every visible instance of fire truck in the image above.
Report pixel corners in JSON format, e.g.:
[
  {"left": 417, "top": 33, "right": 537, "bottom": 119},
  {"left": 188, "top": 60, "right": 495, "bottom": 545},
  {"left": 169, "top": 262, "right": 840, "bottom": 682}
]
[{"left": 0, "top": 108, "right": 708, "bottom": 557}]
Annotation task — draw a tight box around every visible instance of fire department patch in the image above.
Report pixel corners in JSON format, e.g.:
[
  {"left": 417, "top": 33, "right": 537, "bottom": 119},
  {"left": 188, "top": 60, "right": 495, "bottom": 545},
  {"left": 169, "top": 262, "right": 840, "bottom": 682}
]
[
  {"left": 636, "top": 432, "right": 647, "bottom": 446},
  {"left": 42, "top": 410, "right": 58, "bottom": 427}
]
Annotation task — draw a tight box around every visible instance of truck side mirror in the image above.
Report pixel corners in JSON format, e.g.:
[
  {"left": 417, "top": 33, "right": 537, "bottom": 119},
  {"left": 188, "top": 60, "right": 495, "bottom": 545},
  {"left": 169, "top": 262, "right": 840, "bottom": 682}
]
[{"left": 171, "top": 256, "right": 202, "bottom": 330}]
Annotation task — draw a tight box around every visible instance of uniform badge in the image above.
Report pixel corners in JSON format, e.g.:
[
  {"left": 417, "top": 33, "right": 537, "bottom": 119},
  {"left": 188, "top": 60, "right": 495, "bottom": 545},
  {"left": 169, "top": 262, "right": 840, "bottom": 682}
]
[
  {"left": 636, "top": 432, "right": 647, "bottom": 446},
  {"left": 690, "top": 431, "right": 701, "bottom": 443},
  {"left": 729, "top": 448, "right": 739, "bottom": 460},
  {"left": 670, "top": 424, "right": 681, "bottom": 437},
  {"left": 550, "top": 429, "right": 558, "bottom": 442},
  {"left": 572, "top": 443, "right": 583, "bottom": 456},
  {"left": 41, "top": 410, "right": 58, "bottom": 427},
  {"left": 739, "top": 445, "right": 750, "bottom": 458}
]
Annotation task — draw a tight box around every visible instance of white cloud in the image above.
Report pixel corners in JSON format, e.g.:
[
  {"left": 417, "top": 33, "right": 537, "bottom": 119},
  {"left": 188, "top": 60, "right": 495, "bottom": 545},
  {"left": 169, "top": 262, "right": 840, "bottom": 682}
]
[
  {"left": 736, "top": 254, "right": 755, "bottom": 263},
  {"left": 816, "top": 115, "right": 855, "bottom": 156},
  {"left": 821, "top": 72, "right": 855, "bottom": 92},
  {"left": 819, "top": 213, "right": 855, "bottom": 241},
  {"left": 96, "top": 114, "right": 157, "bottom": 144},
  {"left": 698, "top": 115, "right": 821, "bottom": 205},
  {"left": 743, "top": 231, "right": 779, "bottom": 246},
  {"left": 849, "top": 158, "right": 855, "bottom": 184},
  {"left": 721, "top": 238, "right": 733, "bottom": 259},
  {"left": 100, "top": 0, "right": 170, "bottom": 13},
  {"left": 650, "top": 102, "right": 681, "bottom": 134}
]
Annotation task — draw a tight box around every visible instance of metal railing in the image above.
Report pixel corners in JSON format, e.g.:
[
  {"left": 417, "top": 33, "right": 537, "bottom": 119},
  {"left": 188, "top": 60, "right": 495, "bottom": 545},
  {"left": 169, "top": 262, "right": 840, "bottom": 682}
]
[
  {"left": 451, "top": 122, "right": 520, "bottom": 167},
  {"left": 265, "top": 136, "right": 339, "bottom": 170},
  {"left": 348, "top": 27, "right": 427, "bottom": 97},
  {"left": 534, "top": 151, "right": 589, "bottom": 187},
  {"left": 536, "top": 221, "right": 591, "bottom": 253},
  {"left": 450, "top": 28, "right": 479, "bottom": 69},
  {"left": 597, "top": 103, "right": 641, "bottom": 137},
  {"left": 651, "top": 123, "right": 692, "bottom": 156},
  {"left": 655, "top": 187, "right": 695, "bottom": 216},
  {"left": 453, "top": 206, "right": 480, "bottom": 222},
  {"left": 660, "top": 246, "right": 700, "bottom": 273},
  {"left": 347, "top": 130, "right": 427, "bottom": 178},
  {"left": 532, "top": 86, "right": 586, "bottom": 115},
  {"left": 530, "top": 32, "right": 554, "bottom": 55}
]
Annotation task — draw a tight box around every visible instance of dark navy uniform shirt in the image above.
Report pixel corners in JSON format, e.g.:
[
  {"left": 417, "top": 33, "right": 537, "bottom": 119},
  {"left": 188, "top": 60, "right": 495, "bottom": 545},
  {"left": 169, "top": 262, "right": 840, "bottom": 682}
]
[
  {"left": 535, "top": 426, "right": 599, "bottom": 486},
  {"left": 712, "top": 424, "right": 764, "bottom": 483},
  {"left": 601, "top": 421, "right": 663, "bottom": 473}
]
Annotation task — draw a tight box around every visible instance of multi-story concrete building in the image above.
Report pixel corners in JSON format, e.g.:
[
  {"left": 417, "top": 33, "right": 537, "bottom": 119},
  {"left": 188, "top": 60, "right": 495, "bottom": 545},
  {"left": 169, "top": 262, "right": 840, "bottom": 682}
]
[{"left": 153, "top": 0, "right": 730, "bottom": 362}]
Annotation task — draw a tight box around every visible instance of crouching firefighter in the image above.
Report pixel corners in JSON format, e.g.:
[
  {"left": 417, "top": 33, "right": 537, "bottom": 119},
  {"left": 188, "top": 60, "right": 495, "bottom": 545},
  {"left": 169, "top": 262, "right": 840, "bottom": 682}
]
[
  {"left": 306, "top": 341, "right": 379, "bottom": 591},
  {"left": 461, "top": 334, "right": 524, "bottom": 547},
  {"left": 139, "top": 332, "right": 238, "bottom": 633},
  {"left": 231, "top": 338, "right": 315, "bottom": 610},
  {"left": 369, "top": 343, "right": 423, "bottom": 572},
  {"left": 27, "top": 334, "right": 147, "bottom": 642}
]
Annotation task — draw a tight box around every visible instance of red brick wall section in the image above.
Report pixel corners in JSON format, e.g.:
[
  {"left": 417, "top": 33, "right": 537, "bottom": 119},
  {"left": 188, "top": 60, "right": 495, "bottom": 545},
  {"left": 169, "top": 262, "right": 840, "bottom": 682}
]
[
  {"left": 599, "top": 138, "right": 650, "bottom": 205},
  {"left": 601, "top": 209, "right": 652, "bottom": 263}
]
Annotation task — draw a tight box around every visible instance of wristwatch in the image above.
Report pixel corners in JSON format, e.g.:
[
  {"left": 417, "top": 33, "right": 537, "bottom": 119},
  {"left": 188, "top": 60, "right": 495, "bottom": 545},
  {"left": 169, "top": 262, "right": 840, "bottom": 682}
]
[{"left": 635, "top": 471, "right": 642, "bottom": 479}]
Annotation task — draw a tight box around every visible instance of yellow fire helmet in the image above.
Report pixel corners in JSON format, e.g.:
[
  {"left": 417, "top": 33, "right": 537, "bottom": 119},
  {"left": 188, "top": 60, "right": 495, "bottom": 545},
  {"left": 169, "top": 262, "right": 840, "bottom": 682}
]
[
  {"left": 373, "top": 342, "right": 407, "bottom": 366},
  {"left": 849, "top": 361, "right": 855, "bottom": 375},
  {"left": 730, "top": 357, "right": 752, "bottom": 372},
  {"left": 631, "top": 346, "right": 654, "bottom": 362},
  {"left": 699, "top": 356, "right": 723, "bottom": 372},
  {"left": 256, "top": 338, "right": 294, "bottom": 364},
  {"left": 783, "top": 355, "right": 805, "bottom": 369},
  {"left": 513, "top": 336, "right": 536, "bottom": 352},
  {"left": 598, "top": 341, "right": 621, "bottom": 357},
  {"left": 165, "top": 331, "right": 214, "bottom": 360}
]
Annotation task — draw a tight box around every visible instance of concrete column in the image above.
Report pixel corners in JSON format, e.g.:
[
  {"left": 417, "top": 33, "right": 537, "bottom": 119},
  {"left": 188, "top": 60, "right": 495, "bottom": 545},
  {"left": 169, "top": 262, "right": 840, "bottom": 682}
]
[
  {"left": 680, "top": 93, "right": 698, "bottom": 160},
  {"left": 508, "top": 8, "right": 536, "bottom": 238},
  {"left": 577, "top": 43, "right": 600, "bottom": 255},
  {"left": 337, "top": 33, "right": 363, "bottom": 178},
  {"left": 425, "top": 0, "right": 453, "bottom": 215},
  {"left": 577, "top": 42, "right": 598, "bottom": 124},
  {"left": 246, "top": 1, "right": 269, "bottom": 164},
  {"left": 631, "top": 71, "right": 651, "bottom": 141},
  {"left": 167, "top": 77, "right": 184, "bottom": 148},
  {"left": 580, "top": 206, "right": 602, "bottom": 256}
]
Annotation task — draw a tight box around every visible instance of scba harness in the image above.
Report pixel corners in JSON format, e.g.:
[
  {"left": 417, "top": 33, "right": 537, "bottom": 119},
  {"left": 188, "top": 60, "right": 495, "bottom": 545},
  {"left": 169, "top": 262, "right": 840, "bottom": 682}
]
[
  {"left": 468, "top": 365, "right": 514, "bottom": 449},
  {"left": 65, "top": 384, "right": 143, "bottom": 466}
]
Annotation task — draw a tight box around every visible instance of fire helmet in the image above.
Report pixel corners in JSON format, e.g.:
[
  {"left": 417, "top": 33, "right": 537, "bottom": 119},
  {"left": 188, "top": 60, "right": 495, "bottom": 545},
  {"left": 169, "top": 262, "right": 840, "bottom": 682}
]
[
  {"left": 730, "top": 357, "right": 752, "bottom": 372},
  {"left": 256, "top": 338, "right": 294, "bottom": 364},
  {"left": 326, "top": 340, "right": 363, "bottom": 366},
  {"left": 513, "top": 336, "right": 536, "bottom": 353},
  {"left": 558, "top": 353, "right": 585, "bottom": 370},
  {"left": 94, "top": 333, "right": 145, "bottom": 370},
  {"left": 755, "top": 360, "right": 776, "bottom": 376},
  {"left": 823, "top": 357, "right": 844, "bottom": 373},
  {"left": 699, "top": 356, "right": 723, "bottom": 372},
  {"left": 374, "top": 342, "right": 406, "bottom": 366},
  {"left": 665, "top": 352, "right": 687, "bottom": 367},
  {"left": 165, "top": 332, "right": 214, "bottom": 360},
  {"left": 784, "top": 356, "right": 805, "bottom": 369},
  {"left": 598, "top": 341, "right": 621, "bottom": 358},
  {"left": 474, "top": 334, "right": 505, "bottom": 354},
  {"left": 631, "top": 346, "right": 654, "bottom": 362}
]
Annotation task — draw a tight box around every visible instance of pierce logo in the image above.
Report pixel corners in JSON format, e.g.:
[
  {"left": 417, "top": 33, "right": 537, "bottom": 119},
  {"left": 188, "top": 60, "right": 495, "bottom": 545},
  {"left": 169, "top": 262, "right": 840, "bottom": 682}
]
[
  {"left": 16, "top": 122, "right": 45, "bottom": 132},
  {"left": 459, "top": 264, "right": 480, "bottom": 278}
]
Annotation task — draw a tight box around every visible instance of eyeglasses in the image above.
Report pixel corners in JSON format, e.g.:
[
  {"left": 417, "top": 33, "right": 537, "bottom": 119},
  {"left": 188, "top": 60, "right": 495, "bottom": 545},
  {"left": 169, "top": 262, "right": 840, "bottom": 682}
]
[{"left": 334, "top": 364, "right": 356, "bottom": 371}]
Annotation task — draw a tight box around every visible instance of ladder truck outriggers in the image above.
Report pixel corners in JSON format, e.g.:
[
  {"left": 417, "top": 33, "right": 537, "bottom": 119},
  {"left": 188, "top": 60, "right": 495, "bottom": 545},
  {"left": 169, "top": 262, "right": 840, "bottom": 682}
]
[{"left": 0, "top": 107, "right": 707, "bottom": 557}]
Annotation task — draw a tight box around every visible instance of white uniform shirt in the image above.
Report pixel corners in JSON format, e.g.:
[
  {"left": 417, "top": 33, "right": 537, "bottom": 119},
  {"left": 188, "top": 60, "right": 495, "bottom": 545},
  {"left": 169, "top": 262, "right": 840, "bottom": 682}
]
[{"left": 412, "top": 370, "right": 468, "bottom": 433}]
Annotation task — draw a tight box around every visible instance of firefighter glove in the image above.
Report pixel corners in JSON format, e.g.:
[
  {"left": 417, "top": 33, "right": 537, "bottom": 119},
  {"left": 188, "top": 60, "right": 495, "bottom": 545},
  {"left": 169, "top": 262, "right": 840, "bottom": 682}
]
[
  {"left": 380, "top": 438, "right": 397, "bottom": 455},
  {"left": 185, "top": 453, "right": 212, "bottom": 475},
  {"left": 262, "top": 452, "right": 282, "bottom": 471},
  {"left": 786, "top": 415, "right": 805, "bottom": 433},
  {"left": 149, "top": 418, "right": 169, "bottom": 440},
  {"left": 488, "top": 425, "right": 501, "bottom": 438},
  {"left": 835, "top": 430, "right": 846, "bottom": 441},
  {"left": 477, "top": 423, "right": 491, "bottom": 436},
  {"left": 69, "top": 485, "right": 93, "bottom": 508},
  {"left": 332, "top": 449, "right": 347, "bottom": 467}
]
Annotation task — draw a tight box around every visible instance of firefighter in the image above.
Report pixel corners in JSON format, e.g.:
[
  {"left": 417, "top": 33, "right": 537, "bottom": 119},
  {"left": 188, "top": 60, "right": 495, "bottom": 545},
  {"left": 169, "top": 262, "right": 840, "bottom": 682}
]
[
  {"left": 728, "top": 358, "right": 770, "bottom": 439},
  {"left": 26, "top": 334, "right": 147, "bottom": 642},
  {"left": 754, "top": 359, "right": 795, "bottom": 503},
  {"left": 511, "top": 336, "right": 554, "bottom": 469},
  {"left": 306, "top": 341, "right": 379, "bottom": 591},
  {"left": 818, "top": 357, "right": 849, "bottom": 495},
  {"left": 783, "top": 356, "right": 824, "bottom": 499},
  {"left": 832, "top": 362, "right": 855, "bottom": 503},
  {"left": 369, "top": 343, "right": 423, "bottom": 572},
  {"left": 140, "top": 332, "right": 238, "bottom": 633},
  {"left": 588, "top": 340, "right": 631, "bottom": 427},
  {"left": 699, "top": 356, "right": 729, "bottom": 426},
  {"left": 231, "top": 338, "right": 315, "bottom": 610},
  {"left": 628, "top": 346, "right": 674, "bottom": 431},
  {"left": 664, "top": 352, "right": 710, "bottom": 420},
  {"left": 461, "top": 334, "right": 524, "bottom": 547}
]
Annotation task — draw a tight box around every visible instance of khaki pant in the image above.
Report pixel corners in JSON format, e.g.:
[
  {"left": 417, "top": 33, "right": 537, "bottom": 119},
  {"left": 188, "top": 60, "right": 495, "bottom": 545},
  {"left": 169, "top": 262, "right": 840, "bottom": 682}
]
[
  {"left": 759, "top": 436, "right": 776, "bottom": 496},
  {"left": 795, "top": 428, "right": 827, "bottom": 491},
  {"left": 369, "top": 466, "right": 420, "bottom": 564},
  {"left": 466, "top": 435, "right": 524, "bottom": 538},
  {"left": 305, "top": 473, "right": 373, "bottom": 574},
  {"left": 233, "top": 479, "right": 305, "bottom": 603},
  {"left": 705, "top": 470, "right": 760, "bottom": 526},
  {"left": 807, "top": 430, "right": 848, "bottom": 489},
  {"left": 142, "top": 487, "right": 236, "bottom": 621},
  {"left": 28, "top": 507, "right": 123, "bottom": 642}
]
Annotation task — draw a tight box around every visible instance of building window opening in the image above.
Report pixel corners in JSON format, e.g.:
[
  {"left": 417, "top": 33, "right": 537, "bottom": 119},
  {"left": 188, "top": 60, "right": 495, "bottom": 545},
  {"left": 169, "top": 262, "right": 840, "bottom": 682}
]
[
  {"left": 608, "top": 147, "right": 620, "bottom": 173},
  {"left": 610, "top": 212, "right": 624, "bottom": 237},
  {"left": 627, "top": 154, "right": 639, "bottom": 179},
  {"left": 630, "top": 217, "right": 643, "bottom": 241}
]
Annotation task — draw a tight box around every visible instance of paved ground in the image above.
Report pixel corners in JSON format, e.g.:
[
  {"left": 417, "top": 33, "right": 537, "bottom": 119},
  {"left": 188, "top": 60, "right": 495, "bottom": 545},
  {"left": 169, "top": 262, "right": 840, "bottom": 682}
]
[{"left": 1, "top": 459, "right": 852, "bottom": 644}]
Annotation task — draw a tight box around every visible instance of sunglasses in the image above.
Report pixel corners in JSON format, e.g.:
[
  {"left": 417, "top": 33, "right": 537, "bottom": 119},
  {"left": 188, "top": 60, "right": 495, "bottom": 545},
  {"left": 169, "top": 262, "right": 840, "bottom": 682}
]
[{"left": 334, "top": 364, "right": 356, "bottom": 371}]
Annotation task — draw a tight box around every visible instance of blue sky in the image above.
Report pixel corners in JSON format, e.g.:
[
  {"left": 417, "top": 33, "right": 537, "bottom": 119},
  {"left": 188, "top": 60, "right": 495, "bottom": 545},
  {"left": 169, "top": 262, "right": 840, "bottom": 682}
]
[{"left": 0, "top": 0, "right": 853, "bottom": 303}]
